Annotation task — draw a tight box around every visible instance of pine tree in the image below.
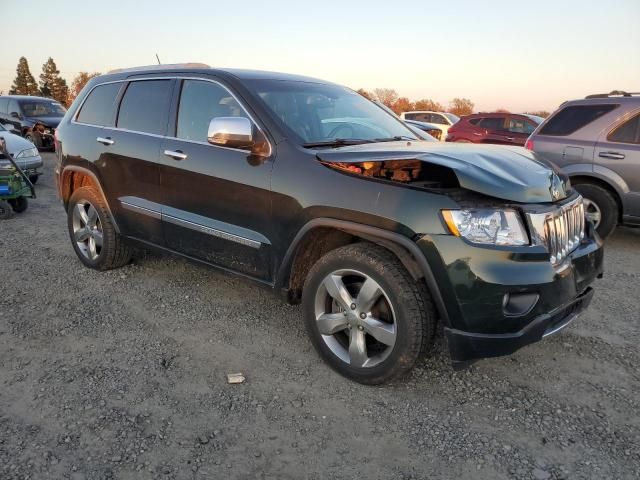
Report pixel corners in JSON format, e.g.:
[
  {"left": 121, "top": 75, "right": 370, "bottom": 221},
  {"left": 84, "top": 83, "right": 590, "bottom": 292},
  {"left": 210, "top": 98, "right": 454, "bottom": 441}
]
[
  {"left": 9, "top": 57, "right": 39, "bottom": 95},
  {"left": 39, "top": 57, "right": 69, "bottom": 106}
]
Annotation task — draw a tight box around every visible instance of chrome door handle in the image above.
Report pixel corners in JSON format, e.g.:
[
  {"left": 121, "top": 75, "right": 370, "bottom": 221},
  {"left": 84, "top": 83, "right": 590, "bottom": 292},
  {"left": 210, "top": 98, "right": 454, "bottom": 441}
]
[
  {"left": 164, "top": 149, "right": 187, "bottom": 161},
  {"left": 505, "top": 137, "right": 515, "bottom": 141},
  {"left": 599, "top": 151, "right": 625, "bottom": 160},
  {"left": 96, "top": 136, "right": 114, "bottom": 146}
]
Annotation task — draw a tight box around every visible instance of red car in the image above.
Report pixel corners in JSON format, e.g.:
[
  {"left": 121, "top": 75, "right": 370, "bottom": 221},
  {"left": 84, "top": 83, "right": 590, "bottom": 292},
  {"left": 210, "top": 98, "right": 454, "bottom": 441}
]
[{"left": 445, "top": 113, "right": 543, "bottom": 146}]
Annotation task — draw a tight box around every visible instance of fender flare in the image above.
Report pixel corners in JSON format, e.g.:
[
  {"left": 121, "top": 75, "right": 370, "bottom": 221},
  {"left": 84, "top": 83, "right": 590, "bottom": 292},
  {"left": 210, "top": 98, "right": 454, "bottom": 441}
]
[
  {"left": 276, "top": 218, "right": 451, "bottom": 326},
  {"left": 61, "top": 165, "right": 121, "bottom": 233},
  {"left": 564, "top": 163, "right": 630, "bottom": 196}
]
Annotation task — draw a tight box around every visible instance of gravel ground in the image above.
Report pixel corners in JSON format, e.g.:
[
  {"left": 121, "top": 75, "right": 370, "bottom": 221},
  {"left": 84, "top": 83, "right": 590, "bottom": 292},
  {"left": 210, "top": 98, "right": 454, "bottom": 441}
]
[{"left": 1, "top": 153, "right": 639, "bottom": 480}]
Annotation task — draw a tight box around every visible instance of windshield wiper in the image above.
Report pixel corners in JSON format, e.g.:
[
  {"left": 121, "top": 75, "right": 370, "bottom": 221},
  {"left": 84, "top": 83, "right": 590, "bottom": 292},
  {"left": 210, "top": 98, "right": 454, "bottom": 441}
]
[{"left": 302, "top": 138, "right": 376, "bottom": 148}]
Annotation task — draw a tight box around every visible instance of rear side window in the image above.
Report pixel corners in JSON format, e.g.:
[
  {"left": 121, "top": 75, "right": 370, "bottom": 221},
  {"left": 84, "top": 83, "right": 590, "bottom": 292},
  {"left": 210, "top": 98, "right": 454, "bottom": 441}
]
[
  {"left": 468, "top": 118, "right": 481, "bottom": 125},
  {"left": 608, "top": 114, "right": 640, "bottom": 144},
  {"left": 507, "top": 117, "right": 536, "bottom": 134},
  {"left": 117, "top": 80, "right": 173, "bottom": 135},
  {"left": 76, "top": 82, "right": 122, "bottom": 126},
  {"left": 539, "top": 104, "right": 617, "bottom": 136},
  {"left": 0, "top": 98, "right": 8, "bottom": 114},
  {"left": 479, "top": 117, "right": 505, "bottom": 130}
]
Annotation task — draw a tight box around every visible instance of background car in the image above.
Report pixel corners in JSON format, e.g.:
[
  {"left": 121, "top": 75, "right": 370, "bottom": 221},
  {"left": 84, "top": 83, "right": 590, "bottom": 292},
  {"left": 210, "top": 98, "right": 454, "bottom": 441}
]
[
  {"left": 0, "top": 123, "right": 43, "bottom": 183},
  {"left": 446, "top": 113, "right": 543, "bottom": 145},
  {"left": 404, "top": 119, "right": 446, "bottom": 141},
  {"left": 527, "top": 91, "right": 640, "bottom": 238},
  {"left": 400, "top": 110, "right": 459, "bottom": 137},
  {"left": 0, "top": 95, "right": 66, "bottom": 150}
]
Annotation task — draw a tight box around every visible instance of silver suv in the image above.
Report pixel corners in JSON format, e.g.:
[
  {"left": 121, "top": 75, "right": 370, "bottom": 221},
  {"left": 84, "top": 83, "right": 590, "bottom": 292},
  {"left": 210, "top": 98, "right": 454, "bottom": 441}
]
[{"left": 527, "top": 91, "right": 640, "bottom": 238}]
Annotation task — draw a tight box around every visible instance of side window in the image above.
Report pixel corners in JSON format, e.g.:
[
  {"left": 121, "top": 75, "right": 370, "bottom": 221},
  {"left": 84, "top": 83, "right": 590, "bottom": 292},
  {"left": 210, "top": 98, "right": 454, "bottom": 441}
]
[
  {"left": 8, "top": 100, "right": 20, "bottom": 116},
  {"left": 608, "top": 114, "right": 640, "bottom": 144},
  {"left": 117, "top": 80, "right": 173, "bottom": 135},
  {"left": 432, "top": 114, "right": 448, "bottom": 125},
  {"left": 76, "top": 82, "right": 122, "bottom": 126},
  {"left": 468, "top": 118, "right": 481, "bottom": 126},
  {"left": 176, "top": 80, "right": 249, "bottom": 144},
  {"left": 403, "top": 113, "right": 418, "bottom": 121},
  {"left": 507, "top": 117, "right": 536, "bottom": 134},
  {"left": 539, "top": 104, "right": 618, "bottom": 136},
  {"left": 0, "top": 98, "right": 8, "bottom": 114},
  {"left": 479, "top": 117, "right": 505, "bottom": 131}
]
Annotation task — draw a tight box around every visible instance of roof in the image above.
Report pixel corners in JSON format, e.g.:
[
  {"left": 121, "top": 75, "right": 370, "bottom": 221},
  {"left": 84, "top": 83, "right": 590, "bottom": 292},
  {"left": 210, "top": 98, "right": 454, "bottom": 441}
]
[{"left": 103, "top": 63, "right": 329, "bottom": 84}]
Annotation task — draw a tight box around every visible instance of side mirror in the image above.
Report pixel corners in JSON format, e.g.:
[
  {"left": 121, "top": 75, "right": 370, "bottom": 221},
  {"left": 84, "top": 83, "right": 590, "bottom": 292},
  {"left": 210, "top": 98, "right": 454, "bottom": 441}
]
[
  {"left": 10, "top": 111, "right": 21, "bottom": 120},
  {"left": 207, "top": 117, "right": 253, "bottom": 149}
]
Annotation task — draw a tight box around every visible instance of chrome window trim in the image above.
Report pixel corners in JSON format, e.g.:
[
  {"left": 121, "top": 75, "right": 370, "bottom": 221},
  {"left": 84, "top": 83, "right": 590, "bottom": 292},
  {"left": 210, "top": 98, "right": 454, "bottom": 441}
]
[{"left": 71, "top": 75, "right": 273, "bottom": 156}]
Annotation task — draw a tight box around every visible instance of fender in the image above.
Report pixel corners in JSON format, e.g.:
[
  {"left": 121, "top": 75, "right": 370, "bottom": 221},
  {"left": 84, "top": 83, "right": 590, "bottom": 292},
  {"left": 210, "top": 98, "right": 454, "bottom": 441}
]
[
  {"left": 563, "top": 163, "right": 630, "bottom": 196},
  {"left": 276, "top": 218, "right": 451, "bottom": 326},
  {"left": 60, "top": 165, "right": 121, "bottom": 233}
]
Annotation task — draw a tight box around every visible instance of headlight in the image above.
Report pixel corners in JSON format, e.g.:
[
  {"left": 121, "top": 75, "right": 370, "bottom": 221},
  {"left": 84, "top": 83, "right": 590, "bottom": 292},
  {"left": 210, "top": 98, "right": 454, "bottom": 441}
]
[
  {"left": 15, "top": 147, "right": 39, "bottom": 159},
  {"left": 442, "top": 209, "right": 529, "bottom": 246}
]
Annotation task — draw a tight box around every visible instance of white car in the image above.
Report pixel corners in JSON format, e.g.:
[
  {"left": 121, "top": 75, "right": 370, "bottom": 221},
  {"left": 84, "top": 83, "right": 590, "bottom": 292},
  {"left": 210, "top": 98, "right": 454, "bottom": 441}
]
[
  {"left": 400, "top": 111, "right": 459, "bottom": 140},
  {"left": 0, "top": 123, "right": 43, "bottom": 183}
]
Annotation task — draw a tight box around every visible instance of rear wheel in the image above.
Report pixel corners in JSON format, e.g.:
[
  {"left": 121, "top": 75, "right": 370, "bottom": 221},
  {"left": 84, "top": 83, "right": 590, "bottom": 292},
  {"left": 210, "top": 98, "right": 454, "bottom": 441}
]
[
  {"left": 573, "top": 182, "right": 618, "bottom": 239},
  {"left": 302, "top": 243, "right": 435, "bottom": 384},
  {"left": 0, "top": 200, "right": 14, "bottom": 219},
  {"left": 9, "top": 197, "right": 28, "bottom": 213},
  {"left": 67, "top": 186, "right": 132, "bottom": 270}
]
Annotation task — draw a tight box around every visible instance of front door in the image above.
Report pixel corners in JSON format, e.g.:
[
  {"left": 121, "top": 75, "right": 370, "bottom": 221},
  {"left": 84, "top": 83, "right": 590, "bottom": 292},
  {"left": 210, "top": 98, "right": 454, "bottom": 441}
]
[
  {"left": 159, "top": 78, "right": 274, "bottom": 282},
  {"left": 595, "top": 111, "right": 640, "bottom": 217}
]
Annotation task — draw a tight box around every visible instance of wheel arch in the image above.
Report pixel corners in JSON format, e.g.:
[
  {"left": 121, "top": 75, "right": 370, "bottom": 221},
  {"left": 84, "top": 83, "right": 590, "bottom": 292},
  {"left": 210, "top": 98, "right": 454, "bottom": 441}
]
[
  {"left": 60, "top": 165, "right": 120, "bottom": 233},
  {"left": 276, "top": 218, "right": 451, "bottom": 326}
]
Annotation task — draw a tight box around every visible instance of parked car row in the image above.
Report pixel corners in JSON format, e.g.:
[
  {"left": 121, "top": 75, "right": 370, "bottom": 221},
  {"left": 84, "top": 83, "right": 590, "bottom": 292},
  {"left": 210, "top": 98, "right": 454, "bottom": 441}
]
[{"left": 0, "top": 95, "right": 65, "bottom": 150}]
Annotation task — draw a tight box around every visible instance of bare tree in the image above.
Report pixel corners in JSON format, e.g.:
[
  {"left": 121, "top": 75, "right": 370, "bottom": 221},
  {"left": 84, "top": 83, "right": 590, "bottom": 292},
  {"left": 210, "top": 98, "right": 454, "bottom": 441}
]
[
  {"left": 390, "top": 97, "right": 414, "bottom": 115},
  {"left": 68, "top": 72, "right": 101, "bottom": 105},
  {"left": 448, "top": 98, "right": 474, "bottom": 116},
  {"left": 356, "top": 88, "right": 375, "bottom": 101},
  {"left": 413, "top": 99, "right": 444, "bottom": 112},
  {"left": 374, "top": 88, "right": 399, "bottom": 108}
]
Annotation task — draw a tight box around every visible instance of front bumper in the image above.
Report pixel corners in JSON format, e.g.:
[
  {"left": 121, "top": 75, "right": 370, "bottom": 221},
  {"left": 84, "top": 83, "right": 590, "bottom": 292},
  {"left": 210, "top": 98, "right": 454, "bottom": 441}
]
[{"left": 416, "top": 220, "right": 604, "bottom": 364}]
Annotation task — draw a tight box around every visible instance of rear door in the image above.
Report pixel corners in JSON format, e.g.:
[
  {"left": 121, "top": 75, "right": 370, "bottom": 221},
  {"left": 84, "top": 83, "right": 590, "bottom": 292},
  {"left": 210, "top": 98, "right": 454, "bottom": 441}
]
[
  {"left": 504, "top": 115, "right": 537, "bottom": 146},
  {"left": 159, "top": 78, "right": 274, "bottom": 281},
  {"left": 100, "top": 78, "right": 176, "bottom": 245},
  {"left": 479, "top": 117, "right": 509, "bottom": 144},
  {"left": 595, "top": 111, "right": 640, "bottom": 217}
]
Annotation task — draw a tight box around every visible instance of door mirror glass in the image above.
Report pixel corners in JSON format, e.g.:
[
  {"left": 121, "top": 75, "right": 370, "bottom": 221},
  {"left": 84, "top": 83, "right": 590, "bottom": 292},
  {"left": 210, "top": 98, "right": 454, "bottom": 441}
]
[{"left": 207, "top": 117, "right": 253, "bottom": 149}]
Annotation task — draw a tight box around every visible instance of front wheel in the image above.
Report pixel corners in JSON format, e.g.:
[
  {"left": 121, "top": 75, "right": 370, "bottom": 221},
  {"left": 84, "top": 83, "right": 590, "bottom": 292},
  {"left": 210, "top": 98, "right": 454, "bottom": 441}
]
[
  {"left": 302, "top": 243, "right": 436, "bottom": 384},
  {"left": 573, "top": 183, "right": 618, "bottom": 239},
  {"left": 67, "top": 186, "right": 132, "bottom": 270},
  {"left": 9, "top": 197, "right": 28, "bottom": 213}
]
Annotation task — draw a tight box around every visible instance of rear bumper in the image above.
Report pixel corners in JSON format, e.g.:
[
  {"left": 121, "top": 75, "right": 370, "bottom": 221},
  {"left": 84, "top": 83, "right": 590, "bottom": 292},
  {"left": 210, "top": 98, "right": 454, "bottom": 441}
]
[{"left": 445, "top": 287, "right": 594, "bottom": 364}]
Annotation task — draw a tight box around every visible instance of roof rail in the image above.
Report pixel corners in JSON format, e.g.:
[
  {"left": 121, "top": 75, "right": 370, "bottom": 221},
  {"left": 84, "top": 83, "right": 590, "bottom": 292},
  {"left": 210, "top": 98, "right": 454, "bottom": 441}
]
[
  {"left": 107, "top": 63, "right": 210, "bottom": 74},
  {"left": 585, "top": 90, "right": 640, "bottom": 99}
]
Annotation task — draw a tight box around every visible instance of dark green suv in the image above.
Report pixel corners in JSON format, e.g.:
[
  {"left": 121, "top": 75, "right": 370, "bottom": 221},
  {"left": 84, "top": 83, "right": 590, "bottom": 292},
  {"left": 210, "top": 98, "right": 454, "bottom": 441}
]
[{"left": 54, "top": 65, "right": 603, "bottom": 384}]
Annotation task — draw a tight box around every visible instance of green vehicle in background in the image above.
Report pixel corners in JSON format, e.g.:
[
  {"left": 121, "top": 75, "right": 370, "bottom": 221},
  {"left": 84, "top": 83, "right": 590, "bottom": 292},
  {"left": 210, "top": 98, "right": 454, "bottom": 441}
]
[{"left": 0, "top": 137, "right": 36, "bottom": 219}]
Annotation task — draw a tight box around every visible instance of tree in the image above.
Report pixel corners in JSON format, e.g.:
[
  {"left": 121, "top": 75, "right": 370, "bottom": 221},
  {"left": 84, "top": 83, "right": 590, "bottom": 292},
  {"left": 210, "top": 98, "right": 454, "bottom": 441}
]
[
  {"left": 413, "top": 99, "right": 444, "bottom": 112},
  {"left": 373, "top": 88, "right": 399, "bottom": 108},
  {"left": 356, "top": 88, "right": 375, "bottom": 101},
  {"left": 39, "top": 57, "right": 69, "bottom": 106},
  {"left": 9, "top": 57, "right": 39, "bottom": 96},
  {"left": 526, "top": 110, "right": 550, "bottom": 118},
  {"left": 390, "top": 97, "right": 414, "bottom": 114},
  {"left": 448, "top": 98, "right": 474, "bottom": 117},
  {"left": 68, "top": 72, "right": 101, "bottom": 105}
]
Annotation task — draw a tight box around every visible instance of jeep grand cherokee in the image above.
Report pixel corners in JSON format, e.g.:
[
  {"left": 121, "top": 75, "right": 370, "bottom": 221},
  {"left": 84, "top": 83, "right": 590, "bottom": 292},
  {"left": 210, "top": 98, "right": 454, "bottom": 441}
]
[{"left": 54, "top": 64, "right": 603, "bottom": 384}]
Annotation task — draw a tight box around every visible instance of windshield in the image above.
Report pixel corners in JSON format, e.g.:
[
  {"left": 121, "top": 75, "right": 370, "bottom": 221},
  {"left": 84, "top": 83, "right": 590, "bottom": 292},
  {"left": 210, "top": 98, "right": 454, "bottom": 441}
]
[
  {"left": 20, "top": 100, "right": 66, "bottom": 117},
  {"left": 248, "top": 80, "right": 418, "bottom": 145},
  {"left": 444, "top": 113, "right": 460, "bottom": 124},
  {"left": 523, "top": 114, "right": 544, "bottom": 124}
]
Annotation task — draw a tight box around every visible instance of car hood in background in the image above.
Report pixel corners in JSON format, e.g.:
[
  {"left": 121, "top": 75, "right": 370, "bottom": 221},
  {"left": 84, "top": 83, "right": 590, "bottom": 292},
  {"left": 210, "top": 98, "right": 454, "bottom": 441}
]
[
  {"left": 25, "top": 116, "right": 62, "bottom": 128},
  {"left": 0, "top": 131, "right": 38, "bottom": 156},
  {"left": 316, "top": 141, "right": 569, "bottom": 203}
]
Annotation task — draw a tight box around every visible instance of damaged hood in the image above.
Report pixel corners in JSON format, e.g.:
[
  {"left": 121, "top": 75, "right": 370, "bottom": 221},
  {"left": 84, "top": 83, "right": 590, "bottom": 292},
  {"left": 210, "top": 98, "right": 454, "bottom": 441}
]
[{"left": 316, "top": 141, "right": 569, "bottom": 203}]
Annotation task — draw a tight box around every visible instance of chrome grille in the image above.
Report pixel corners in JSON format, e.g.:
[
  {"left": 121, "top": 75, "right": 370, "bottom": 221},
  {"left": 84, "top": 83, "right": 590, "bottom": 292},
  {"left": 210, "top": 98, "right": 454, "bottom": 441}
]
[{"left": 528, "top": 196, "right": 585, "bottom": 265}]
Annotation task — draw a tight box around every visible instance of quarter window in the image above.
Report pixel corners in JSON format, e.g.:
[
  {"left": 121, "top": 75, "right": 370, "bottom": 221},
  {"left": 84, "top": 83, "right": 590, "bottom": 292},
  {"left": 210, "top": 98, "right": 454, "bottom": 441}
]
[
  {"left": 539, "top": 104, "right": 617, "bottom": 136},
  {"left": 76, "top": 82, "right": 122, "bottom": 126},
  {"left": 117, "top": 80, "right": 173, "bottom": 135},
  {"left": 607, "top": 114, "right": 640, "bottom": 144},
  {"left": 176, "top": 80, "right": 249, "bottom": 143}
]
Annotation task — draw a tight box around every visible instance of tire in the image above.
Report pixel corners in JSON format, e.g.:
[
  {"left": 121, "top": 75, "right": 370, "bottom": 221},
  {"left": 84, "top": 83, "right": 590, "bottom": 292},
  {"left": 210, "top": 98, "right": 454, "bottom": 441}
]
[
  {"left": 573, "top": 182, "right": 618, "bottom": 239},
  {"left": 9, "top": 197, "right": 28, "bottom": 213},
  {"left": 29, "top": 175, "right": 39, "bottom": 185},
  {"left": 67, "top": 186, "right": 132, "bottom": 270},
  {"left": 0, "top": 200, "right": 14, "bottom": 219},
  {"left": 302, "top": 243, "right": 436, "bottom": 384}
]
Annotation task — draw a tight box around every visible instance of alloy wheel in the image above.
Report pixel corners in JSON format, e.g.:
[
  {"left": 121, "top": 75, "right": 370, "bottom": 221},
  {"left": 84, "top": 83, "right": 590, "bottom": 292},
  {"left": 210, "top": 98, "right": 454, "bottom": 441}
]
[
  {"left": 314, "top": 269, "right": 397, "bottom": 368},
  {"left": 583, "top": 198, "right": 602, "bottom": 228},
  {"left": 72, "top": 200, "right": 103, "bottom": 261}
]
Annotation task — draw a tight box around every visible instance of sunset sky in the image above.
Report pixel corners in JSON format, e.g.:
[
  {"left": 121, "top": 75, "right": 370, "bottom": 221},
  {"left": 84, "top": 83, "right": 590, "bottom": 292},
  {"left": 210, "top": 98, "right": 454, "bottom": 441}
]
[{"left": 2, "top": 0, "right": 638, "bottom": 113}]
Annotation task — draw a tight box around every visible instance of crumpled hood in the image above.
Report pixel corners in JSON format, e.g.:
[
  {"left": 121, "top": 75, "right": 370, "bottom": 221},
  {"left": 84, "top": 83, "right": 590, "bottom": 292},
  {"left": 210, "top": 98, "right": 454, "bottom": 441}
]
[
  {"left": 316, "top": 141, "right": 569, "bottom": 203},
  {"left": 26, "top": 116, "right": 61, "bottom": 128}
]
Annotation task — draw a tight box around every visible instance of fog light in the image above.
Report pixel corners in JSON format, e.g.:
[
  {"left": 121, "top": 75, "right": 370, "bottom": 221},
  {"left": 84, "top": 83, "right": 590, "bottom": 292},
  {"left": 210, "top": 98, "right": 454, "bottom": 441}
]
[{"left": 503, "top": 292, "right": 539, "bottom": 317}]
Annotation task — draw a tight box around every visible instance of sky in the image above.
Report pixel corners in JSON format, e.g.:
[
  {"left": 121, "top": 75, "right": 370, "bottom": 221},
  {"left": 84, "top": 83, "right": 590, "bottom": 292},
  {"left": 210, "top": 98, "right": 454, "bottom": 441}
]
[{"left": 1, "top": 0, "right": 638, "bottom": 113}]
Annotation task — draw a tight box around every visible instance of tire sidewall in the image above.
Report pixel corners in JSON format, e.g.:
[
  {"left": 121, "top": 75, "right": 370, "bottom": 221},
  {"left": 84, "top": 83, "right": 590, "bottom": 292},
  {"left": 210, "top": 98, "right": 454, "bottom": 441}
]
[
  {"left": 67, "top": 188, "right": 111, "bottom": 269},
  {"left": 302, "top": 248, "right": 422, "bottom": 383},
  {"left": 574, "top": 183, "right": 617, "bottom": 239}
]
